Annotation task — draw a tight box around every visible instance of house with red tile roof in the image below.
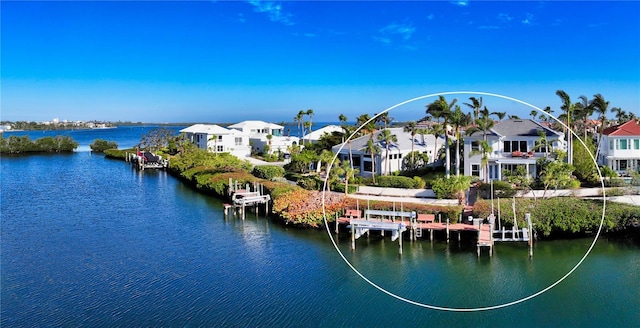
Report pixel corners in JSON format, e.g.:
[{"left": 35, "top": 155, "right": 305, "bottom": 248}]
[{"left": 598, "top": 119, "right": 640, "bottom": 174}]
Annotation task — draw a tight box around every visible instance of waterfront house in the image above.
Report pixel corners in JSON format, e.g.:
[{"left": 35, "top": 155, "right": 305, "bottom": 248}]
[
  {"left": 331, "top": 127, "right": 445, "bottom": 177},
  {"left": 228, "top": 120, "right": 300, "bottom": 154},
  {"left": 598, "top": 119, "right": 640, "bottom": 174},
  {"left": 302, "top": 125, "right": 344, "bottom": 144},
  {"left": 180, "top": 124, "right": 251, "bottom": 158},
  {"left": 463, "top": 119, "right": 566, "bottom": 181}
]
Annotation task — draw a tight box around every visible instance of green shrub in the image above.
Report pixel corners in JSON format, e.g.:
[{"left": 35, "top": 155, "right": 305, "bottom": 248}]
[
  {"left": 90, "top": 139, "right": 118, "bottom": 152},
  {"left": 252, "top": 165, "right": 285, "bottom": 180},
  {"left": 297, "top": 176, "right": 319, "bottom": 190},
  {"left": 412, "top": 176, "right": 426, "bottom": 189},
  {"left": 478, "top": 181, "right": 518, "bottom": 198},
  {"left": 375, "top": 175, "right": 419, "bottom": 188},
  {"left": 602, "top": 188, "right": 626, "bottom": 197},
  {"left": 431, "top": 176, "right": 472, "bottom": 200}
]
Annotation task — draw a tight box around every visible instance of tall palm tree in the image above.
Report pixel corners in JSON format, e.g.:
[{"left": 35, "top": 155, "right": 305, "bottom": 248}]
[
  {"left": 428, "top": 123, "right": 445, "bottom": 170},
  {"left": 556, "top": 90, "right": 575, "bottom": 164},
  {"left": 463, "top": 96, "right": 483, "bottom": 125},
  {"left": 611, "top": 107, "right": 625, "bottom": 124},
  {"left": 576, "top": 95, "right": 593, "bottom": 140},
  {"left": 339, "top": 114, "right": 354, "bottom": 168},
  {"left": 340, "top": 160, "right": 358, "bottom": 195},
  {"left": 530, "top": 110, "right": 538, "bottom": 121},
  {"left": 591, "top": 93, "right": 610, "bottom": 160},
  {"left": 466, "top": 115, "right": 494, "bottom": 182},
  {"left": 305, "top": 109, "right": 314, "bottom": 143},
  {"left": 403, "top": 121, "right": 418, "bottom": 171},
  {"left": 295, "top": 110, "right": 305, "bottom": 139},
  {"left": 448, "top": 105, "right": 471, "bottom": 176},
  {"left": 469, "top": 140, "right": 493, "bottom": 183},
  {"left": 364, "top": 138, "right": 380, "bottom": 184},
  {"left": 377, "top": 129, "right": 398, "bottom": 175},
  {"left": 426, "top": 96, "right": 456, "bottom": 178},
  {"left": 491, "top": 111, "right": 506, "bottom": 121},
  {"left": 208, "top": 134, "right": 218, "bottom": 154}
]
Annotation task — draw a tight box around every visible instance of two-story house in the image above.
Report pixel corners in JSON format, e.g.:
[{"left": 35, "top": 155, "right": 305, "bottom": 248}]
[
  {"left": 598, "top": 119, "right": 640, "bottom": 174},
  {"left": 180, "top": 124, "right": 251, "bottom": 158},
  {"left": 332, "top": 127, "right": 445, "bottom": 177},
  {"left": 228, "top": 120, "right": 300, "bottom": 154},
  {"left": 463, "top": 119, "right": 566, "bottom": 181}
]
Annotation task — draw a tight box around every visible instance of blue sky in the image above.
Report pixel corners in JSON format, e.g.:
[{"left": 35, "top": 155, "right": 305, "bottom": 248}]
[{"left": 2, "top": 1, "right": 639, "bottom": 123}]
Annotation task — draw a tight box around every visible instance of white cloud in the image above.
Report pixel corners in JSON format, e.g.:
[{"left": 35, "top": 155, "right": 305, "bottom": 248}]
[
  {"left": 379, "top": 23, "right": 416, "bottom": 41},
  {"left": 247, "top": 1, "right": 293, "bottom": 26},
  {"left": 427, "top": 13, "right": 435, "bottom": 20},
  {"left": 497, "top": 13, "right": 512, "bottom": 23},
  {"left": 450, "top": 1, "right": 469, "bottom": 7},
  {"left": 521, "top": 13, "right": 534, "bottom": 25}
]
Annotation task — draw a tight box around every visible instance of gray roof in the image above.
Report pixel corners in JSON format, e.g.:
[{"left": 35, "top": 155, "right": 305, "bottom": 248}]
[
  {"left": 332, "top": 127, "right": 443, "bottom": 153},
  {"left": 468, "top": 119, "right": 561, "bottom": 138}
]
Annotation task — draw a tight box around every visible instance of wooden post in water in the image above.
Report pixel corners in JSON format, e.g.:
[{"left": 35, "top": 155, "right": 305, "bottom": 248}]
[
  {"left": 527, "top": 213, "right": 533, "bottom": 258},
  {"left": 351, "top": 223, "right": 355, "bottom": 251},
  {"left": 398, "top": 227, "right": 403, "bottom": 255},
  {"left": 446, "top": 219, "right": 450, "bottom": 243},
  {"left": 335, "top": 212, "right": 339, "bottom": 234}
]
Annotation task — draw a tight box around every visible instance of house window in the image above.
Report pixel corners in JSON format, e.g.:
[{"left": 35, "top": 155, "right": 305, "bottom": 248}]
[
  {"left": 353, "top": 157, "right": 361, "bottom": 167},
  {"left": 504, "top": 141, "right": 511, "bottom": 153},
  {"left": 520, "top": 141, "right": 527, "bottom": 152},
  {"left": 218, "top": 135, "right": 222, "bottom": 140},
  {"left": 471, "top": 141, "right": 479, "bottom": 151},
  {"left": 471, "top": 164, "right": 480, "bottom": 177},
  {"left": 235, "top": 137, "right": 242, "bottom": 146},
  {"left": 610, "top": 140, "right": 614, "bottom": 150},
  {"left": 535, "top": 140, "right": 547, "bottom": 153},
  {"left": 617, "top": 160, "right": 628, "bottom": 171},
  {"left": 620, "top": 139, "right": 628, "bottom": 150},
  {"left": 634, "top": 139, "right": 639, "bottom": 150},
  {"left": 364, "top": 161, "right": 373, "bottom": 172},
  {"left": 196, "top": 134, "right": 201, "bottom": 142},
  {"left": 217, "top": 145, "right": 224, "bottom": 152}
]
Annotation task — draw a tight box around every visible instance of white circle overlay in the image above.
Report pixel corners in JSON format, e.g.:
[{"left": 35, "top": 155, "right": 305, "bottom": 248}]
[{"left": 321, "top": 91, "right": 607, "bottom": 312}]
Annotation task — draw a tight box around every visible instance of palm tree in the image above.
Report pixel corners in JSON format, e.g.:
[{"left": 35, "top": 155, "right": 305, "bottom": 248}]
[
  {"left": 530, "top": 110, "right": 538, "bottom": 121},
  {"left": 591, "top": 93, "right": 610, "bottom": 160},
  {"left": 339, "top": 114, "right": 354, "bottom": 168},
  {"left": 208, "top": 134, "right": 218, "bottom": 154},
  {"left": 426, "top": 96, "right": 456, "bottom": 178},
  {"left": 265, "top": 134, "right": 273, "bottom": 154},
  {"left": 469, "top": 140, "right": 493, "bottom": 183},
  {"left": 576, "top": 95, "right": 593, "bottom": 140},
  {"left": 448, "top": 105, "right": 471, "bottom": 176},
  {"left": 534, "top": 129, "right": 550, "bottom": 157},
  {"left": 306, "top": 108, "right": 314, "bottom": 141},
  {"left": 403, "top": 121, "right": 418, "bottom": 171},
  {"left": 317, "top": 149, "right": 334, "bottom": 174},
  {"left": 364, "top": 139, "right": 381, "bottom": 184},
  {"left": 428, "top": 123, "right": 445, "bottom": 170},
  {"left": 377, "top": 129, "right": 397, "bottom": 175},
  {"left": 295, "top": 110, "right": 305, "bottom": 139},
  {"left": 556, "top": 90, "right": 575, "bottom": 164},
  {"left": 491, "top": 111, "right": 507, "bottom": 121},
  {"left": 463, "top": 96, "right": 483, "bottom": 125},
  {"left": 375, "top": 112, "right": 393, "bottom": 130},
  {"left": 611, "top": 107, "right": 625, "bottom": 124},
  {"left": 340, "top": 160, "right": 359, "bottom": 195}
]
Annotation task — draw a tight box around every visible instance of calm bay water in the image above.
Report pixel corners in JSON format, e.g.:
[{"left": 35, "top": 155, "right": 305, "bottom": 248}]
[{"left": 1, "top": 128, "right": 639, "bottom": 326}]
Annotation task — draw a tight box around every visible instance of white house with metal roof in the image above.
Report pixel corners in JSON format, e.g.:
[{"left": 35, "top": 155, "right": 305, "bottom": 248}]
[
  {"left": 228, "top": 120, "right": 300, "bottom": 154},
  {"left": 463, "top": 119, "right": 566, "bottom": 181},
  {"left": 302, "top": 125, "right": 344, "bottom": 144},
  {"left": 180, "top": 124, "right": 251, "bottom": 158},
  {"left": 331, "top": 127, "right": 445, "bottom": 177}
]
